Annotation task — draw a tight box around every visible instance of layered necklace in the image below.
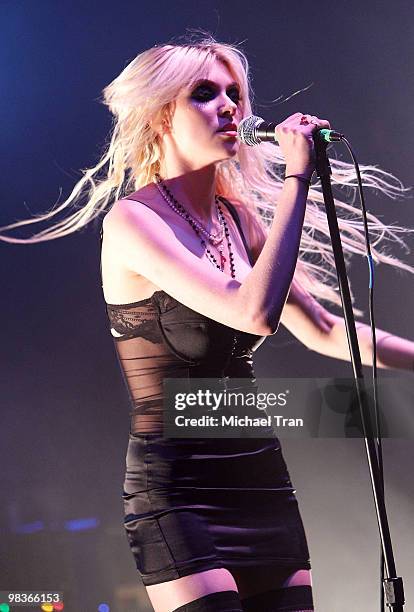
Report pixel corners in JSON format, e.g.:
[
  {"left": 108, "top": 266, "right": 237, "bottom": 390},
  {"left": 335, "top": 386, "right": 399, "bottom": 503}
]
[{"left": 153, "top": 173, "right": 236, "bottom": 279}]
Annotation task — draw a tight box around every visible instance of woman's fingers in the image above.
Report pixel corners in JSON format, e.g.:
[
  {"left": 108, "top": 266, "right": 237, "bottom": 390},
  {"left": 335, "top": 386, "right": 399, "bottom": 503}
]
[
  {"left": 303, "top": 114, "right": 331, "bottom": 130},
  {"left": 275, "top": 113, "right": 332, "bottom": 172}
]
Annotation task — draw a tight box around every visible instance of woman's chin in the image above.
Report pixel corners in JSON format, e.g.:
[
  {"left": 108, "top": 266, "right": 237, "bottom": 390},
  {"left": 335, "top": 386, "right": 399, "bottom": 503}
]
[{"left": 215, "top": 144, "right": 239, "bottom": 162}]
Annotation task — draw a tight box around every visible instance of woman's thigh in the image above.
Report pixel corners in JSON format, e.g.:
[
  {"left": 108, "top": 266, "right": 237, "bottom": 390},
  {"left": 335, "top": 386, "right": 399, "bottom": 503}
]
[
  {"left": 229, "top": 565, "right": 312, "bottom": 600},
  {"left": 145, "top": 567, "right": 239, "bottom": 612}
]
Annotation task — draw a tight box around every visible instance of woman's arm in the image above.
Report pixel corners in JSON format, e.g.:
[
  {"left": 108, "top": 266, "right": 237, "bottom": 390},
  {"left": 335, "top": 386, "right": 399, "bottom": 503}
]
[
  {"left": 242, "top": 204, "right": 414, "bottom": 373},
  {"left": 280, "top": 278, "right": 414, "bottom": 372}
]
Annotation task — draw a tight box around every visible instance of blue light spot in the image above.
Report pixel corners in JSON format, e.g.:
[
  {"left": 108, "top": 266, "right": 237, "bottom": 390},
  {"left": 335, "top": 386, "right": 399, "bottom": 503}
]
[
  {"left": 64, "top": 517, "right": 100, "bottom": 531},
  {"left": 98, "top": 604, "right": 110, "bottom": 612},
  {"left": 14, "top": 520, "right": 44, "bottom": 534}
]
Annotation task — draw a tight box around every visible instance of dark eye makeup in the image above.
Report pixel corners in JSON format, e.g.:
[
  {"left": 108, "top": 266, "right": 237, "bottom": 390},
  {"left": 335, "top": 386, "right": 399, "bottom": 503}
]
[{"left": 190, "top": 80, "right": 241, "bottom": 104}]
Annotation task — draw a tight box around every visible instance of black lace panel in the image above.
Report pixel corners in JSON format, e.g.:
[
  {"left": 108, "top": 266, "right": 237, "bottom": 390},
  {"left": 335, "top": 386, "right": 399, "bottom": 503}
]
[
  {"left": 105, "top": 296, "right": 265, "bottom": 435},
  {"left": 106, "top": 299, "right": 188, "bottom": 433},
  {"left": 107, "top": 303, "right": 161, "bottom": 343}
]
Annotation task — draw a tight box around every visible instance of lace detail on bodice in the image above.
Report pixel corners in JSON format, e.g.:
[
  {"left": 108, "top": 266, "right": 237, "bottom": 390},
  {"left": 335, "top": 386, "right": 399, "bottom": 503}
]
[{"left": 106, "top": 302, "right": 161, "bottom": 343}]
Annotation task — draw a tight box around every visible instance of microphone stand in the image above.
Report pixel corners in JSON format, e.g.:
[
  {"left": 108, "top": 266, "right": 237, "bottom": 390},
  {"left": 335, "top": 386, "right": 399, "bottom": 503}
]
[{"left": 312, "top": 134, "right": 405, "bottom": 611}]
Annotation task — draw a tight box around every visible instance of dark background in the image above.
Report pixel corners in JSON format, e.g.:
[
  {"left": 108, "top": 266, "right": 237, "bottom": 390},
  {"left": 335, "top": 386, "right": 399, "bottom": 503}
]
[{"left": 1, "top": 1, "right": 413, "bottom": 610}]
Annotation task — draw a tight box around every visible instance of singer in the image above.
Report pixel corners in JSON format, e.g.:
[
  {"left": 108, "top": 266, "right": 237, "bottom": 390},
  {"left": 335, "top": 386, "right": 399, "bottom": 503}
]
[{"left": 3, "top": 34, "right": 414, "bottom": 612}]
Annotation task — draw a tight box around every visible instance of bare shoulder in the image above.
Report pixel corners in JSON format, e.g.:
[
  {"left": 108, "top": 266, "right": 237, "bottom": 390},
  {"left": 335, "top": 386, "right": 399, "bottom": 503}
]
[
  {"left": 103, "top": 184, "right": 183, "bottom": 254},
  {"left": 101, "top": 184, "right": 180, "bottom": 304},
  {"left": 104, "top": 183, "right": 169, "bottom": 225}
]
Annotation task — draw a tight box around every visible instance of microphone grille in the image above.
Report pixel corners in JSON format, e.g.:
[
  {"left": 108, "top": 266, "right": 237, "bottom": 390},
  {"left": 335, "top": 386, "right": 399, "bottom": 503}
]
[{"left": 237, "top": 115, "right": 265, "bottom": 146}]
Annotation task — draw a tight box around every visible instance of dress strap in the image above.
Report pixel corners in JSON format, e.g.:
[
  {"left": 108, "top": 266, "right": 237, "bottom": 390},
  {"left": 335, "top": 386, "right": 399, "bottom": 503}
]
[
  {"left": 99, "top": 224, "right": 104, "bottom": 292},
  {"left": 218, "top": 196, "right": 255, "bottom": 267}
]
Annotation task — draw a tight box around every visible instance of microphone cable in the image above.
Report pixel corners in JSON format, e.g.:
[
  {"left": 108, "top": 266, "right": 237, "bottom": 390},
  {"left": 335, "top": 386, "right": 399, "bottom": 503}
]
[{"left": 337, "top": 136, "right": 385, "bottom": 612}]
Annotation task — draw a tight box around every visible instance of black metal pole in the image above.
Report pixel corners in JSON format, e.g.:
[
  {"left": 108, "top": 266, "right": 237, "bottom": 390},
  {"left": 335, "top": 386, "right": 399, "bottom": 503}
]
[{"left": 312, "top": 134, "right": 405, "bottom": 611}]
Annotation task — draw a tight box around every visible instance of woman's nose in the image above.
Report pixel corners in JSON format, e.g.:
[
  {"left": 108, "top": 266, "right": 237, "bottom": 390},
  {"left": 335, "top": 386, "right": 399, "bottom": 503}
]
[{"left": 219, "top": 97, "right": 237, "bottom": 116}]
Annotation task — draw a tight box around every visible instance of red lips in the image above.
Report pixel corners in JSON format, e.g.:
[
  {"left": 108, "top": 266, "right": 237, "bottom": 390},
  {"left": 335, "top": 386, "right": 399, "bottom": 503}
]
[{"left": 217, "top": 123, "right": 237, "bottom": 132}]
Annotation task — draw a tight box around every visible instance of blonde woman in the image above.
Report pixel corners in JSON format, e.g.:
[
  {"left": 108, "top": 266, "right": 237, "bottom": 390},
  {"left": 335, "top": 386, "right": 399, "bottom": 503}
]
[{"left": 3, "top": 35, "right": 414, "bottom": 612}]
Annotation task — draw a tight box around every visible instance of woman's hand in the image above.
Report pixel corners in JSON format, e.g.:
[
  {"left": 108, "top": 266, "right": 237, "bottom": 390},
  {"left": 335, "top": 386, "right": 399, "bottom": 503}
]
[
  {"left": 275, "top": 112, "right": 331, "bottom": 179},
  {"left": 283, "top": 280, "right": 414, "bottom": 371}
]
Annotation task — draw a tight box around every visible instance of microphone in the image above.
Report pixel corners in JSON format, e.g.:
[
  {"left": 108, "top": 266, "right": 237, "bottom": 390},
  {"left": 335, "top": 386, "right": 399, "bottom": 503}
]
[{"left": 237, "top": 115, "right": 344, "bottom": 146}]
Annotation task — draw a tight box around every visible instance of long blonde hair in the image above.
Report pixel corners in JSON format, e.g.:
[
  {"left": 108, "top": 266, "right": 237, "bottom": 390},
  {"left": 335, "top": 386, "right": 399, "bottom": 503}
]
[{"left": 1, "top": 33, "right": 413, "bottom": 313}]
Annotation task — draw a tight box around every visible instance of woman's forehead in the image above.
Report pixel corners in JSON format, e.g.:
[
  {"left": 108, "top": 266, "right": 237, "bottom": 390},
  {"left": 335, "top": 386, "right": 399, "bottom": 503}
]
[{"left": 196, "top": 59, "right": 236, "bottom": 84}]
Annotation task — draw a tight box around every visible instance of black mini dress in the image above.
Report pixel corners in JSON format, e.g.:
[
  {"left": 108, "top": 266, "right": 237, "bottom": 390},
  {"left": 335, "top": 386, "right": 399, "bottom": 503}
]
[{"left": 102, "top": 197, "right": 311, "bottom": 586}]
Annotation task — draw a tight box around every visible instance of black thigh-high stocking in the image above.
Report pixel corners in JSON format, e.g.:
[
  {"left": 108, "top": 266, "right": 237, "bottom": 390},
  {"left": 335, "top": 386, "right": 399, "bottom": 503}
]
[
  {"left": 172, "top": 590, "right": 243, "bottom": 611},
  {"left": 241, "top": 585, "right": 314, "bottom": 612}
]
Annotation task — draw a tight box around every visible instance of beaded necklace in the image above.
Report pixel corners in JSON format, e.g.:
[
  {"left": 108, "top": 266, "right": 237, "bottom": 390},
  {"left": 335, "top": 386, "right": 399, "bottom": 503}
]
[{"left": 153, "top": 173, "right": 236, "bottom": 278}]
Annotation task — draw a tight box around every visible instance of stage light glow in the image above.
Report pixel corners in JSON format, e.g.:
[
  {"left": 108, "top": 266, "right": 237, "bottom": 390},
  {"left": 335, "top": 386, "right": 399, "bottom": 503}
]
[
  {"left": 64, "top": 517, "right": 99, "bottom": 531},
  {"left": 14, "top": 520, "right": 45, "bottom": 534}
]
